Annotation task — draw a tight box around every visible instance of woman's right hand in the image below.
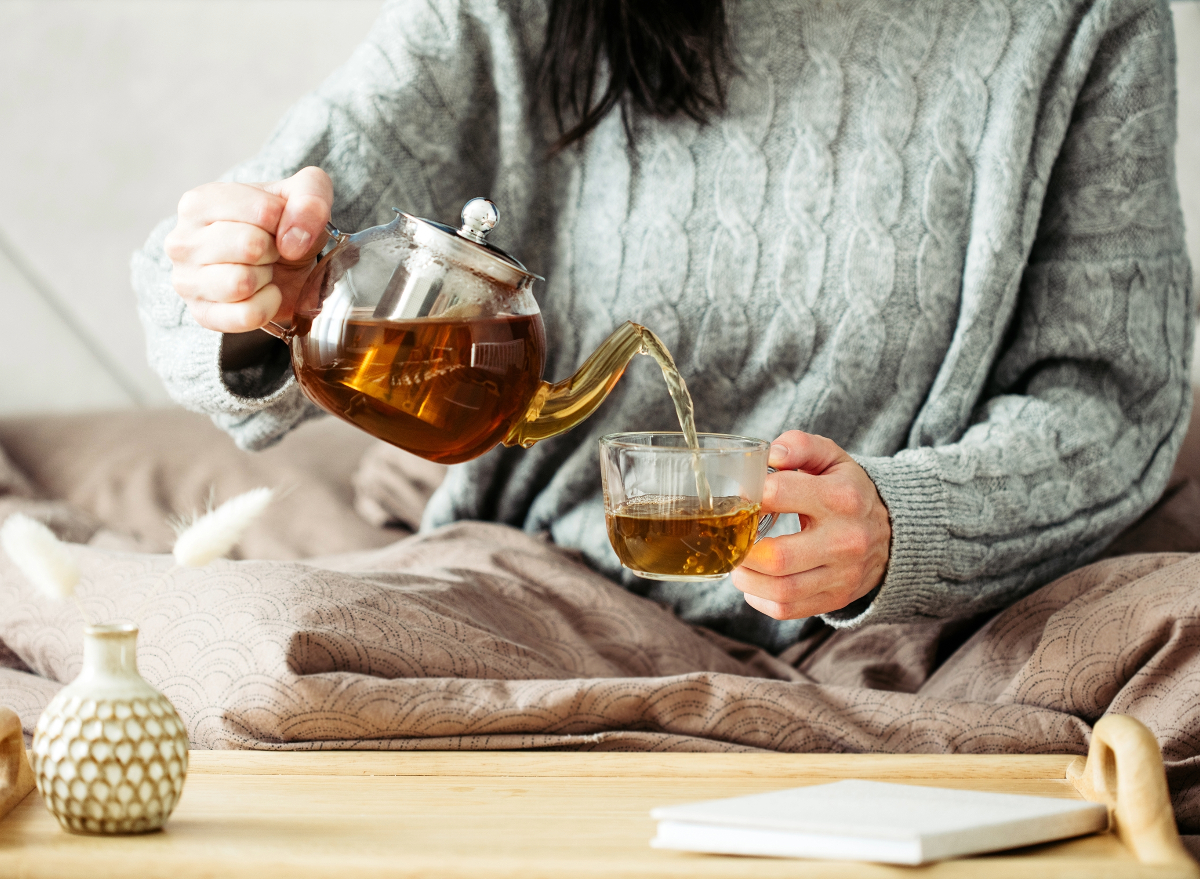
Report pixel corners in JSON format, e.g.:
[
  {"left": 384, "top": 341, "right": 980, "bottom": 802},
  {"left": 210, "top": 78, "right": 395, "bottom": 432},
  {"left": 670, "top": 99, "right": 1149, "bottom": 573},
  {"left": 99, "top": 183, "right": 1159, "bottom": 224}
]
[{"left": 164, "top": 166, "right": 334, "bottom": 333}]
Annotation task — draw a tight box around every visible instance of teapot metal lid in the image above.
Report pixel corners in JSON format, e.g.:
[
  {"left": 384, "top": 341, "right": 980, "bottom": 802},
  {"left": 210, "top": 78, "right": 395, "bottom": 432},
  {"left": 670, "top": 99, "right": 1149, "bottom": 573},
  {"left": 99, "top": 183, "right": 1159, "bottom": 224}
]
[{"left": 398, "top": 197, "right": 543, "bottom": 288}]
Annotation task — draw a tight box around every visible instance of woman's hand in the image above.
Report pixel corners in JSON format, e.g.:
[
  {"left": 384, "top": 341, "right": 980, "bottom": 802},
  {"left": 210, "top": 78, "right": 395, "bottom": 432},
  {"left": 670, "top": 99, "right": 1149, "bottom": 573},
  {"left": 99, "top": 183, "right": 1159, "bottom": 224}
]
[
  {"left": 731, "top": 431, "right": 891, "bottom": 619},
  {"left": 163, "top": 167, "right": 334, "bottom": 333}
]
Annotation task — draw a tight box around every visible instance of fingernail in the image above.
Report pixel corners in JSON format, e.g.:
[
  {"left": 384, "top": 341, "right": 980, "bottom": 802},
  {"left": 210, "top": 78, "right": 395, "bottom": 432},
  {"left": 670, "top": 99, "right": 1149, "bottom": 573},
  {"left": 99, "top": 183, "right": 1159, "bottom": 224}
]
[
  {"left": 770, "top": 442, "right": 788, "bottom": 462},
  {"left": 281, "top": 227, "right": 311, "bottom": 254}
]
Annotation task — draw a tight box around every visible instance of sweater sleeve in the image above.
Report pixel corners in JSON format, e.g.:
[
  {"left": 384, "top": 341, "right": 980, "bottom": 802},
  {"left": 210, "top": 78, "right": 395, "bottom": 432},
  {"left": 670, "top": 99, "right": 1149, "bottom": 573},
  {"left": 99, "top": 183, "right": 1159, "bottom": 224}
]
[
  {"left": 132, "top": 0, "right": 508, "bottom": 449},
  {"left": 827, "top": 0, "right": 1194, "bottom": 627}
]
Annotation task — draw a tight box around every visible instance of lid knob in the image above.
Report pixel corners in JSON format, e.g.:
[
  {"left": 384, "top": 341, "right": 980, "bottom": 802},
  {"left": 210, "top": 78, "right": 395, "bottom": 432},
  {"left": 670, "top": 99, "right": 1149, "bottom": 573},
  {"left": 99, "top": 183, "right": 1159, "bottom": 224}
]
[{"left": 459, "top": 198, "right": 499, "bottom": 244}]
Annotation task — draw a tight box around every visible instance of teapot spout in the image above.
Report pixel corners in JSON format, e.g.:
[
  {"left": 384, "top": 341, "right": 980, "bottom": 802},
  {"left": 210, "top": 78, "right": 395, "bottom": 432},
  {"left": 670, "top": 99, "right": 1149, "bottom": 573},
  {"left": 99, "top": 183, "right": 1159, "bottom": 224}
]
[{"left": 502, "top": 321, "right": 645, "bottom": 449}]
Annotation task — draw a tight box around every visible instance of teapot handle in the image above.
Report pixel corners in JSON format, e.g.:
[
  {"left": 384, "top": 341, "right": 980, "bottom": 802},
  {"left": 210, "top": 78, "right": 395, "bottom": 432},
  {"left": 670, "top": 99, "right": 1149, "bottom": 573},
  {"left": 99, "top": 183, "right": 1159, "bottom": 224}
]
[
  {"left": 261, "top": 320, "right": 293, "bottom": 341},
  {"left": 260, "top": 221, "right": 344, "bottom": 342}
]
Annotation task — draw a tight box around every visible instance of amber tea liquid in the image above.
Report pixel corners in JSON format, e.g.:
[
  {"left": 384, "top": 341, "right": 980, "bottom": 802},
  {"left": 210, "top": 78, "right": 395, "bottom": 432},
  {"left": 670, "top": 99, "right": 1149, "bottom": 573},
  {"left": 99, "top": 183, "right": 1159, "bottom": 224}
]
[
  {"left": 292, "top": 313, "right": 545, "bottom": 464},
  {"left": 606, "top": 495, "right": 762, "bottom": 579}
]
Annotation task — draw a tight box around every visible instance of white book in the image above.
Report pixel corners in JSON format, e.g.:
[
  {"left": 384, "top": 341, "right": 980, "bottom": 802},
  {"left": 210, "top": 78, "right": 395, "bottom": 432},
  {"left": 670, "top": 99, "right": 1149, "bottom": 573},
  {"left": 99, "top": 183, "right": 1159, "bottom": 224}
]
[{"left": 650, "top": 779, "right": 1108, "bottom": 865}]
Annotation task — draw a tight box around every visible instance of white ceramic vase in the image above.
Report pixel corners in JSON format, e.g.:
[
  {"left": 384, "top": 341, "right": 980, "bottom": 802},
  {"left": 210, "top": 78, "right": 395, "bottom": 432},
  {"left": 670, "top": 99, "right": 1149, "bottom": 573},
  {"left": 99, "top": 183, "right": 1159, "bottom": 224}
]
[{"left": 30, "top": 621, "right": 188, "bottom": 834}]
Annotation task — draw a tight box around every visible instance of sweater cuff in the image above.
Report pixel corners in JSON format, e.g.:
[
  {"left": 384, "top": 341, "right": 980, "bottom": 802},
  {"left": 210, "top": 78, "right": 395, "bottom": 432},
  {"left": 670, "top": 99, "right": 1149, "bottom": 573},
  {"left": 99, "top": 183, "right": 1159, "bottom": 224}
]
[
  {"left": 165, "top": 320, "right": 315, "bottom": 451},
  {"left": 821, "top": 449, "right": 949, "bottom": 629},
  {"left": 219, "top": 332, "right": 294, "bottom": 399},
  {"left": 133, "top": 214, "right": 317, "bottom": 450}
]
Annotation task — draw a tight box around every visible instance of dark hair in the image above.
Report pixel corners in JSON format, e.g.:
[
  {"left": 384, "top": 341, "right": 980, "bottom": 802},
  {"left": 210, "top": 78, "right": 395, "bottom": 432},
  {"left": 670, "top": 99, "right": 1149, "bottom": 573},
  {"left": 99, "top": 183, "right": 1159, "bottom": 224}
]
[{"left": 538, "top": 0, "right": 731, "bottom": 151}]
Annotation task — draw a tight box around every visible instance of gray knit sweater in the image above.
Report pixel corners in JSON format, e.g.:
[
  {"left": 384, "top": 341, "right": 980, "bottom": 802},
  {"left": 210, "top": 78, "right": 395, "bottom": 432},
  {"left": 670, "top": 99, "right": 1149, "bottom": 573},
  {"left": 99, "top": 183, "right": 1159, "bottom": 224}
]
[{"left": 134, "top": 0, "right": 1193, "bottom": 652}]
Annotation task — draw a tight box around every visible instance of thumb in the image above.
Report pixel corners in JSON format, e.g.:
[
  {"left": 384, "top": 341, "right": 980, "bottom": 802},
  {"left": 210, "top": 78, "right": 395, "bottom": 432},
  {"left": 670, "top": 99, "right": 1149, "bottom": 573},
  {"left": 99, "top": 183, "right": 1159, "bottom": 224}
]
[
  {"left": 263, "top": 166, "right": 334, "bottom": 263},
  {"left": 768, "top": 431, "right": 847, "bottom": 475}
]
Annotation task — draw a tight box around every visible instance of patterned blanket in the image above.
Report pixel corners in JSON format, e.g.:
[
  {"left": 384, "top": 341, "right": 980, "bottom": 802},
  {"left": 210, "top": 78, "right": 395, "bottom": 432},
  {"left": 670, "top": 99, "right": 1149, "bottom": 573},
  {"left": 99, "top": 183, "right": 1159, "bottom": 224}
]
[{"left": 1, "top": 516, "right": 1198, "bottom": 831}]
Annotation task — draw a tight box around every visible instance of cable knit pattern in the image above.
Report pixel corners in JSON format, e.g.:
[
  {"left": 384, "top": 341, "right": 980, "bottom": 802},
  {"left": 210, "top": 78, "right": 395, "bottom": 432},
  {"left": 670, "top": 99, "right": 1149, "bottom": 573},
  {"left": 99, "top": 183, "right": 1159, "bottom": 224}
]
[{"left": 132, "top": 0, "right": 1192, "bottom": 649}]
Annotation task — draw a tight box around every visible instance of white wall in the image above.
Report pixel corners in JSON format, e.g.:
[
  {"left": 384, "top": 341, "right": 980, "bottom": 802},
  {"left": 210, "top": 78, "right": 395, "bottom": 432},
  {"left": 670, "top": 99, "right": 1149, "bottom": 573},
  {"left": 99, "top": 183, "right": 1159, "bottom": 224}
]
[
  {"left": 0, "top": 0, "right": 1197, "bottom": 415},
  {"left": 1177, "top": 2, "right": 1200, "bottom": 377},
  {"left": 0, "top": 0, "right": 383, "bottom": 413}
]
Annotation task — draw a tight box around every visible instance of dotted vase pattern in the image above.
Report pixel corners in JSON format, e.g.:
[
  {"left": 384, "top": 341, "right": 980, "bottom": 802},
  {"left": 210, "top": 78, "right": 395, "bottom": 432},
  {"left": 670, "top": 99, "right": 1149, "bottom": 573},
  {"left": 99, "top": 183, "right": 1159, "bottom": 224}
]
[
  {"left": 32, "top": 692, "right": 187, "bottom": 834},
  {"left": 29, "top": 630, "right": 189, "bottom": 835}
]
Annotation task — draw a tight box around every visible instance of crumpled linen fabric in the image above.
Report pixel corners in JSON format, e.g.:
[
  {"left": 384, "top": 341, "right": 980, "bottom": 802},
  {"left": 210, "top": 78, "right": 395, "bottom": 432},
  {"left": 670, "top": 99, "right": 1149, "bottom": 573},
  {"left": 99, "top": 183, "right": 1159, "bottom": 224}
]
[
  {"left": 1, "top": 522, "right": 1198, "bottom": 830},
  {"left": 0, "top": 410, "right": 398, "bottom": 560}
]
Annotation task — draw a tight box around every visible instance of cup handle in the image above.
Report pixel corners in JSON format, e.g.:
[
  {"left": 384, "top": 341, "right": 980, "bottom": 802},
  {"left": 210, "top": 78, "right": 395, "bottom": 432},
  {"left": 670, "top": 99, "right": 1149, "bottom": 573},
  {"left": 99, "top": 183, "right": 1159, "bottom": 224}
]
[{"left": 755, "top": 467, "right": 779, "bottom": 541}]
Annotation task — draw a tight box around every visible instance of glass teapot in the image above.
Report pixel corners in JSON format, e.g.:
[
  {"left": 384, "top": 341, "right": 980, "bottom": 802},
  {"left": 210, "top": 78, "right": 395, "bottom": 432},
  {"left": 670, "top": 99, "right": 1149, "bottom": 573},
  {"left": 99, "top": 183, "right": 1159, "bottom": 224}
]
[{"left": 262, "top": 198, "right": 649, "bottom": 464}]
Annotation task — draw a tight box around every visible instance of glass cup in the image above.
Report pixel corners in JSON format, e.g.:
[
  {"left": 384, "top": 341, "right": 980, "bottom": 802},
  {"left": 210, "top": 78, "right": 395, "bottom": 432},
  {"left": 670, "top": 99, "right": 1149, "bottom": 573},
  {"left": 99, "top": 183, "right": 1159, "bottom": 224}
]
[{"left": 599, "top": 432, "right": 778, "bottom": 581}]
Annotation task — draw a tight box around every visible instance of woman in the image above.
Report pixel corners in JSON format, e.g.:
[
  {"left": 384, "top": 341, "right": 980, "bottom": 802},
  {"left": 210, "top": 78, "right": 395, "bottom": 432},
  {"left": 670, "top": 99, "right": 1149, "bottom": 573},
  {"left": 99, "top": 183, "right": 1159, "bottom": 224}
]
[{"left": 135, "top": 0, "right": 1193, "bottom": 652}]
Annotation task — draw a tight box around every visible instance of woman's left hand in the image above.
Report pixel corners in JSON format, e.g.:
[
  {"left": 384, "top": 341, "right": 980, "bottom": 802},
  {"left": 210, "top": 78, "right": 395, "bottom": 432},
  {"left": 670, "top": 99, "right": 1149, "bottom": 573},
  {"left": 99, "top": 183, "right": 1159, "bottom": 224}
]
[{"left": 731, "top": 431, "right": 892, "bottom": 620}]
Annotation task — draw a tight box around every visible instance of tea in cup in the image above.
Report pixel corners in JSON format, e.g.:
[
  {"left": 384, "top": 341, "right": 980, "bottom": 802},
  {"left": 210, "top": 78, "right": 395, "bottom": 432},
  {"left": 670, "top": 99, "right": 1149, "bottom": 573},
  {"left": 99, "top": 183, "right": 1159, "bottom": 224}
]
[{"left": 599, "top": 433, "right": 777, "bottom": 581}]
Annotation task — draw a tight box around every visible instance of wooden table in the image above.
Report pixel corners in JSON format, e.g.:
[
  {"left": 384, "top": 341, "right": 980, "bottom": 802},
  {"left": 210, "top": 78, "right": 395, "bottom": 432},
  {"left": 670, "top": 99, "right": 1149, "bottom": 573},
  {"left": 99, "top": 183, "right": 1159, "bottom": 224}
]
[
  {"left": 0, "top": 751, "right": 1189, "bottom": 877},
  {"left": 1, "top": 715, "right": 1196, "bottom": 877}
]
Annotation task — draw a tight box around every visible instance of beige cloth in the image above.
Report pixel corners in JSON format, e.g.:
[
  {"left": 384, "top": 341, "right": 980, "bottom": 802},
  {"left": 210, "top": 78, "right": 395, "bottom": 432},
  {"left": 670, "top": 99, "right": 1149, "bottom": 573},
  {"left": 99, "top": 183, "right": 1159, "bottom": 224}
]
[
  {"left": 0, "top": 409, "right": 402, "bottom": 558},
  {"left": 351, "top": 443, "right": 447, "bottom": 532},
  {"left": 2, "top": 408, "right": 1200, "bottom": 833},
  {"left": 1, "top": 523, "right": 1199, "bottom": 830}
]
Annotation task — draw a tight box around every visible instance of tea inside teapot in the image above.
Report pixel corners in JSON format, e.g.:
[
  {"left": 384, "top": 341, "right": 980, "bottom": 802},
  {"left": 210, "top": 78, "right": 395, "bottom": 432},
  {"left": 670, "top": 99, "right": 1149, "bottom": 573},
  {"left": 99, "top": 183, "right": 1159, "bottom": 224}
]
[{"left": 292, "top": 310, "right": 546, "bottom": 464}]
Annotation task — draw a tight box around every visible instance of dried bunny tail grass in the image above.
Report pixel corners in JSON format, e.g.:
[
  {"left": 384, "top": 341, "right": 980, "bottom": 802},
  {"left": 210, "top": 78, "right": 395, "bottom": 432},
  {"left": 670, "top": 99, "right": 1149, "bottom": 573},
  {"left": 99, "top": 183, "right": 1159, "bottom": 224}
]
[
  {"left": 172, "top": 487, "right": 273, "bottom": 567},
  {"left": 1, "top": 512, "right": 81, "bottom": 600}
]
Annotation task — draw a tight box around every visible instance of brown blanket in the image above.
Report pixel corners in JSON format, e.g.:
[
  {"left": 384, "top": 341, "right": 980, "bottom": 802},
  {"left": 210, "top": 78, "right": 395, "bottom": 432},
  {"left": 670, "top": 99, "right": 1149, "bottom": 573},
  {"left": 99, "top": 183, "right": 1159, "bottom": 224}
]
[
  {"left": 2, "top": 408, "right": 1200, "bottom": 834},
  {"left": 0, "top": 410, "right": 407, "bottom": 559},
  {"left": 1, "top": 520, "right": 1199, "bottom": 831}
]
